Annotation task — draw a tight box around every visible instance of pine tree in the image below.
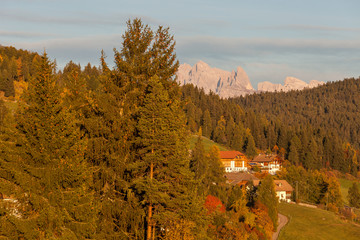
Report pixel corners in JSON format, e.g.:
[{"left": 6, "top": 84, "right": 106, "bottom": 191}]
[
  {"left": 132, "top": 76, "right": 197, "bottom": 239},
  {"left": 245, "top": 132, "right": 257, "bottom": 159},
  {"left": 256, "top": 175, "right": 278, "bottom": 231},
  {"left": 213, "top": 116, "right": 227, "bottom": 144},
  {"left": 1, "top": 53, "right": 96, "bottom": 238},
  {"left": 206, "top": 145, "right": 225, "bottom": 188},
  {"left": 202, "top": 109, "right": 212, "bottom": 138},
  {"left": 190, "top": 130, "right": 208, "bottom": 182},
  {"left": 98, "top": 18, "right": 189, "bottom": 239},
  {"left": 288, "top": 143, "right": 299, "bottom": 165},
  {"left": 84, "top": 54, "right": 144, "bottom": 239}
]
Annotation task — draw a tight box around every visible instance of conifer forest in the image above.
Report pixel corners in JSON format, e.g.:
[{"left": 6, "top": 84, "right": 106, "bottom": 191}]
[{"left": 1, "top": 19, "right": 360, "bottom": 239}]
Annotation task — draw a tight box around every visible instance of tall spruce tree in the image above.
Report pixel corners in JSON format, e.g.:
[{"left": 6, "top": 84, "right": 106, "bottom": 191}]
[
  {"left": 82, "top": 55, "right": 144, "bottom": 239},
  {"left": 1, "top": 53, "right": 96, "bottom": 239},
  {"left": 190, "top": 130, "right": 208, "bottom": 182},
  {"left": 132, "top": 76, "right": 197, "bottom": 239},
  {"left": 202, "top": 109, "right": 212, "bottom": 138},
  {"left": 256, "top": 175, "right": 278, "bottom": 231},
  {"left": 245, "top": 133, "right": 257, "bottom": 158},
  {"left": 100, "top": 18, "right": 203, "bottom": 239}
]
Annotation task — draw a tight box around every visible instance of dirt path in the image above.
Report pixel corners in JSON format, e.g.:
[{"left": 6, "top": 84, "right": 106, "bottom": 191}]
[{"left": 272, "top": 213, "right": 288, "bottom": 240}]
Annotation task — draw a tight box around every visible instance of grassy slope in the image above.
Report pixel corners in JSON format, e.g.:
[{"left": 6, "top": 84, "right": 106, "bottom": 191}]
[
  {"left": 278, "top": 203, "right": 360, "bottom": 240},
  {"left": 339, "top": 178, "right": 353, "bottom": 205},
  {"left": 189, "top": 135, "right": 228, "bottom": 152}
]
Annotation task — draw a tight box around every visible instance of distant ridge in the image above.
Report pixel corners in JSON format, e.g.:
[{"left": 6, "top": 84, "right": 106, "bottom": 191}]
[
  {"left": 258, "top": 77, "right": 325, "bottom": 92},
  {"left": 177, "top": 61, "right": 324, "bottom": 98}
]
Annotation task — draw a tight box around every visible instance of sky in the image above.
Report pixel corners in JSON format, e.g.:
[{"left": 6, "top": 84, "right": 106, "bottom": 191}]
[{"left": 1, "top": 0, "right": 360, "bottom": 88}]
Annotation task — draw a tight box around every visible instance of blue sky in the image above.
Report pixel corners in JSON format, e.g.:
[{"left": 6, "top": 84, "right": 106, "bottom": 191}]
[{"left": 1, "top": 0, "right": 360, "bottom": 88}]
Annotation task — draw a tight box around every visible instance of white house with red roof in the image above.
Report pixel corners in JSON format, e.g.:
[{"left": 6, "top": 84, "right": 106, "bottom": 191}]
[{"left": 219, "top": 151, "right": 249, "bottom": 172}]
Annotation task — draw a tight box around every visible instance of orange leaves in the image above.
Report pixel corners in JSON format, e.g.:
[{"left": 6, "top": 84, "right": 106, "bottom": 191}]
[{"left": 204, "top": 195, "right": 226, "bottom": 215}]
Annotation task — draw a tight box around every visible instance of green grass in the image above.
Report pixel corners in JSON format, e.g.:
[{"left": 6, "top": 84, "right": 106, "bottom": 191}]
[
  {"left": 339, "top": 178, "right": 354, "bottom": 205},
  {"left": 189, "top": 135, "right": 228, "bottom": 152},
  {"left": 278, "top": 202, "right": 360, "bottom": 240}
]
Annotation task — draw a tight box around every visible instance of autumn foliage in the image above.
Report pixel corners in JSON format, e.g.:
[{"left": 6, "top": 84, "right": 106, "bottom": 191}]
[{"left": 204, "top": 195, "right": 226, "bottom": 215}]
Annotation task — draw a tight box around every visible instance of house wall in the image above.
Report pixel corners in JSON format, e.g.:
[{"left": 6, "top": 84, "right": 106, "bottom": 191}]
[
  {"left": 276, "top": 191, "right": 291, "bottom": 202},
  {"left": 221, "top": 159, "right": 248, "bottom": 172}
]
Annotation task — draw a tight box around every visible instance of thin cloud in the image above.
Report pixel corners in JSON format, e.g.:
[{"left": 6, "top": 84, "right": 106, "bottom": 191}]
[
  {"left": 0, "top": 9, "right": 163, "bottom": 28},
  {"left": 0, "top": 30, "right": 59, "bottom": 38},
  {"left": 267, "top": 24, "right": 360, "bottom": 33},
  {"left": 176, "top": 35, "right": 360, "bottom": 59}
]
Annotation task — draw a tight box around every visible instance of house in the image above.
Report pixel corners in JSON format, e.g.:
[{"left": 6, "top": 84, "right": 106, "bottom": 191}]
[
  {"left": 225, "top": 172, "right": 259, "bottom": 187},
  {"left": 273, "top": 180, "right": 293, "bottom": 202},
  {"left": 254, "top": 179, "right": 294, "bottom": 202},
  {"left": 219, "top": 151, "right": 249, "bottom": 172},
  {"left": 250, "top": 154, "right": 282, "bottom": 175}
]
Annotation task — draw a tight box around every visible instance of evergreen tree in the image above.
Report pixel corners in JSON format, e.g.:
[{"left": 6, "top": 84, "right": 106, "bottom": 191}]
[
  {"left": 190, "top": 130, "right": 208, "bottom": 183},
  {"left": 230, "top": 124, "right": 244, "bottom": 151},
  {"left": 304, "top": 138, "right": 319, "bottom": 169},
  {"left": 205, "top": 145, "right": 225, "bottom": 196},
  {"left": 1, "top": 53, "right": 96, "bottom": 238},
  {"left": 202, "top": 109, "right": 212, "bottom": 138},
  {"left": 86, "top": 62, "right": 143, "bottom": 239},
  {"left": 288, "top": 144, "right": 299, "bottom": 165},
  {"left": 256, "top": 175, "right": 278, "bottom": 231},
  {"left": 99, "top": 18, "right": 195, "bottom": 239},
  {"left": 348, "top": 182, "right": 360, "bottom": 208},
  {"left": 132, "top": 76, "right": 198, "bottom": 239},
  {"left": 245, "top": 132, "right": 257, "bottom": 159},
  {"left": 213, "top": 116, "right": 227, "bottom": 144}
]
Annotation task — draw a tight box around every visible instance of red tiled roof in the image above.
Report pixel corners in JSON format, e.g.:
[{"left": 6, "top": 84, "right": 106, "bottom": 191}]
[
  {"left": 219, "top": 151, "right": 244, "bottom": 159},
  {"left": 274, "top": 180, "right": 293, "bottom": 192},
  {"left": 253, "top": 179, "right": 293, "bottom": 192},
  {"left": 225, "top": 172, "right": 259, "bottom": 185},
  {"left": 252, "top": 154, "right": 278, "bottom": 162}
]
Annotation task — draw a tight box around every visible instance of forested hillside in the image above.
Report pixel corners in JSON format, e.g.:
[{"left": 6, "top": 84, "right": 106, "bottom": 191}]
[
  {"left": 181, "top": 81, "right": 359, "bottom": 175},
  {"left": 0, "top": 46, "right": 38, "bottom": 97},
  {"left": 234, "top": 78, "right": 360, "bottom": 149}
]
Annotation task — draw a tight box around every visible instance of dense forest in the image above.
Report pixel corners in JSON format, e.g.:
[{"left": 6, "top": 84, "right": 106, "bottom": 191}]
[
  {"left": 181, "top": 80, "right": 360, "bottom": 175},
  {"left": 234, "top": 79, "right": 360, "bottom": 149},
  {"left": 0, "top": 19, "right": 288, "bottom": 239}
]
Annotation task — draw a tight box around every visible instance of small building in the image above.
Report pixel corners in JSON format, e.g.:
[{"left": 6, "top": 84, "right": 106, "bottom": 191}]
[
  {"left": 274, "top": 180, "right": 293, "bottom": 202},
  {"left": 250, "top": 154, "right": 281, "bottom": 175},
  {"left": 254, "top": 179, "right": 294, "bottom": 202},
  {"left": 225, "top": 172, "right": 259, "bottom": 187},
  {"left": 219, "top": 151, "right": 249, "bottom": 173}
]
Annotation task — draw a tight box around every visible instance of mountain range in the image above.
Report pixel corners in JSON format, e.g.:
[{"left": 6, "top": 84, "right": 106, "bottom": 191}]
[{"left": 176, "top": 61, "right": 325, "bottom": 98}]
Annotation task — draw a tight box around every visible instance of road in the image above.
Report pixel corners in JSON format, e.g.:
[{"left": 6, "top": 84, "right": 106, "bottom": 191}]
[{"left": 272, "top": 213, "right": 288, "bottom": 240}]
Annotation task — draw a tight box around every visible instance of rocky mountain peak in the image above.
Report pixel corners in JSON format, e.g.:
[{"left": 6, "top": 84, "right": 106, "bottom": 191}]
[
  {"left": 177, "top": 61, "right": 325, "bottom": 97},
  {"left": 258, "top": 76, "right": 325, "bottom": 92},
  {"left": 176, "top": 61, "right": 255, "bottom": 98}
]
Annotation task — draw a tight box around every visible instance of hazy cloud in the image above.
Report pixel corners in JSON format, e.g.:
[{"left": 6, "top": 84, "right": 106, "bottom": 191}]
[
  {"left": 261, "top": 24, "right": 360, "bottom": 33},
  {"left": 6, "top": 34, "right": 123, "bottom": 68},
  {"left": 0, "top": 30, "right": 59, "bottom": 38},
  {"left": 177, "top": 36, "right": 360, "bottom": 59},
  {"left": 0, "top": 9, "right": 163, "bottom": 28}
]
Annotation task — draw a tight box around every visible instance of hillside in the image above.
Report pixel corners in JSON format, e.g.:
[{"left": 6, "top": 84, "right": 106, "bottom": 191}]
[
  {"left": 189, "top": 135, "right": 228, "bottom": 152},
  {"left": 233, "top": 78, "right": 360, "bottom": 149},
  {"left": 182, "top": 83, "right": 359, "bottom": 174},
  {"left": 279, "top": 203, "right": 360, "bottom": 240},
  {"left": 0, "top": 46, "right": 38, "bottom": 97}
]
